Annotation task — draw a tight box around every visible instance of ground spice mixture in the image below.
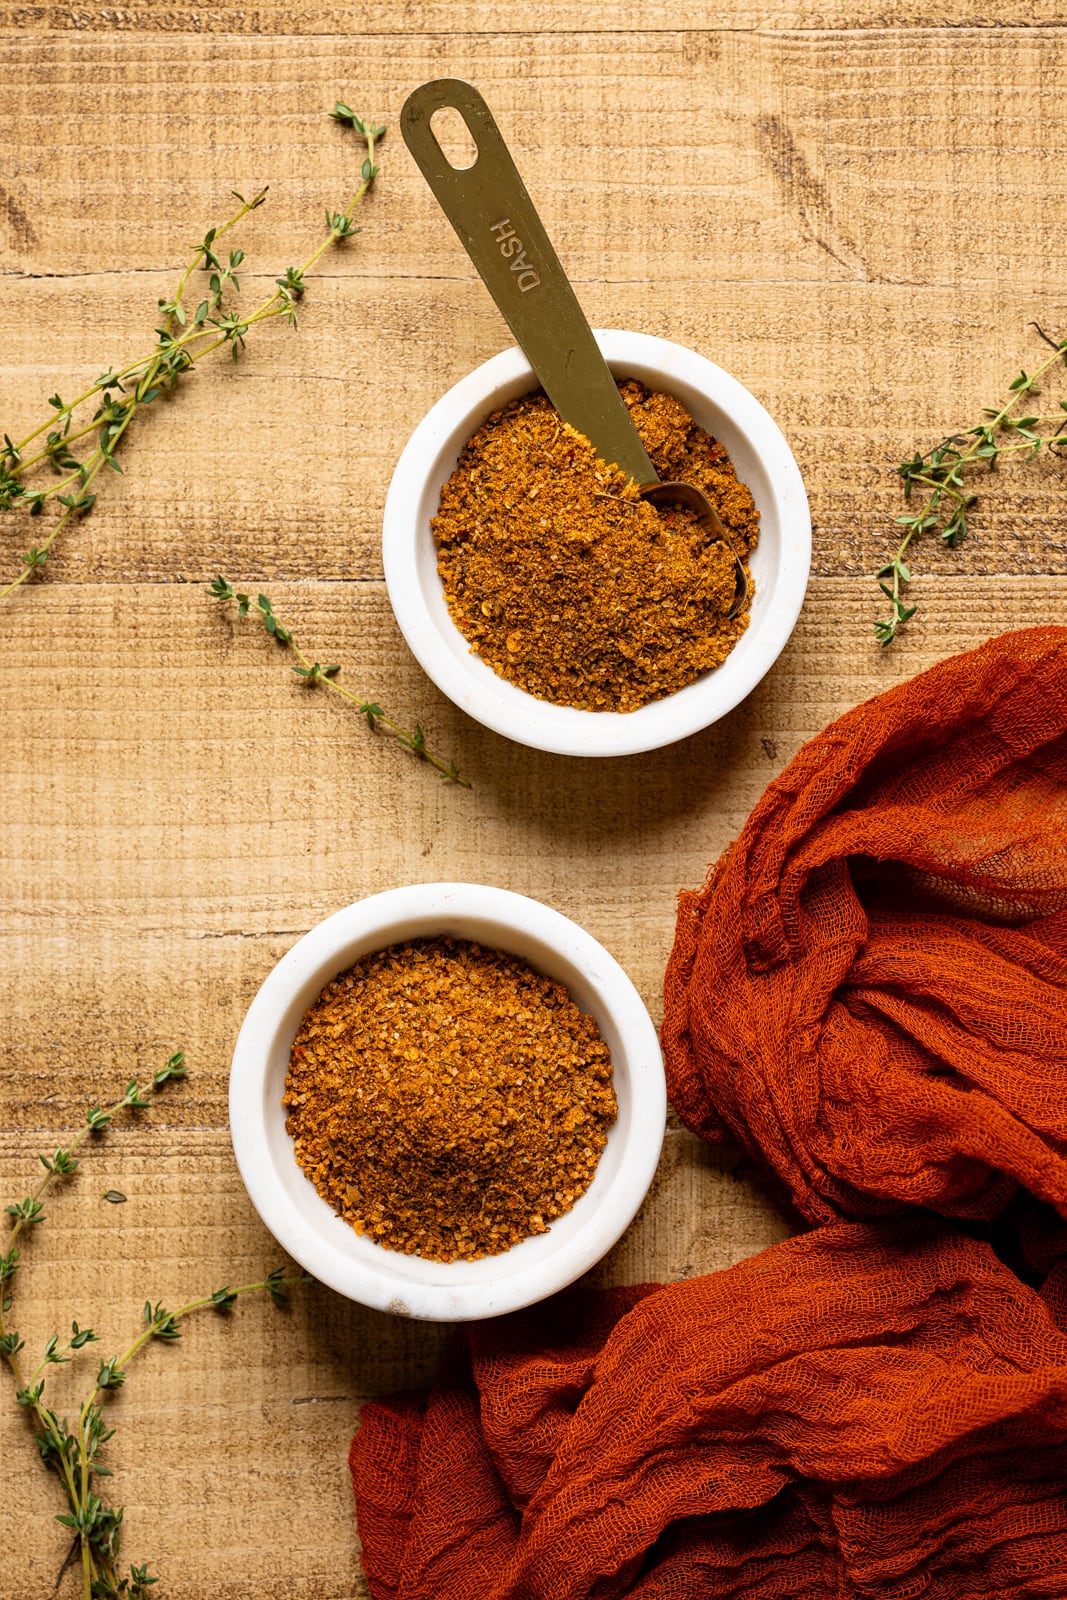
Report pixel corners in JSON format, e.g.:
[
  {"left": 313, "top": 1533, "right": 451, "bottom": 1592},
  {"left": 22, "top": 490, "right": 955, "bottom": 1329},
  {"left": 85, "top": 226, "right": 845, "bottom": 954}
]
[
  {"left": 432, "top": 380, "right": 760, "bottom": 712},
  {"left": 284, "top": 936, "right": 617, "bottom": 1262}
]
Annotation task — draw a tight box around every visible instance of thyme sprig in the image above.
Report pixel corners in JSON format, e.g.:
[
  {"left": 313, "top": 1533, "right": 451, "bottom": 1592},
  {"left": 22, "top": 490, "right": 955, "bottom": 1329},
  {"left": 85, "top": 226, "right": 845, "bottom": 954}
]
[
  {"left": 0, "top": 1054, "right": 305, "bottom": 1599},
  {"left": 876, "top": 325, "right": 1067, "bottom": 645},
  {"left": 0, "top": 108, "right": 386, "bottom": 602},
  {"left": 208, "top": 576, "right": 471, "bottom": 787}
]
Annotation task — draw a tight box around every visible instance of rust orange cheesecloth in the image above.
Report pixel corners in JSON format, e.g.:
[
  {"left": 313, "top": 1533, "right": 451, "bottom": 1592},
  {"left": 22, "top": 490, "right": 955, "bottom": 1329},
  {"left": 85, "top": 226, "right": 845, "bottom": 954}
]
[{"left": 349, "top": 626, "right": 1067, "bottom": 1600}]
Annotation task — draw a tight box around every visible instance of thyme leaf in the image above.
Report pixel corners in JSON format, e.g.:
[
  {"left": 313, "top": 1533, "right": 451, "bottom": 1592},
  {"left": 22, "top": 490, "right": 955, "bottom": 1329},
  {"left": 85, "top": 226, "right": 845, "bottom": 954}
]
[
  {"left": 208, "top": 576, "right": 471, "bottom": 787},
  {"left": 0, "top": 1053, "right": 305, "bottom": 1597},
  {"left": 876, "top": 323, "right": 1067, "bottom": 645}
]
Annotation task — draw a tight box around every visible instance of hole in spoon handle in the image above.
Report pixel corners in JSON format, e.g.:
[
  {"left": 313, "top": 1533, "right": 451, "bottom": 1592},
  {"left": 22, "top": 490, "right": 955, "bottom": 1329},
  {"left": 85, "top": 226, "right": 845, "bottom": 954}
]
[
  {"left": 400, "top": 79, "right": 657, "bottom": 486},
  {"left": 428, "top": 105, "right": 479, "bottom": 170}
]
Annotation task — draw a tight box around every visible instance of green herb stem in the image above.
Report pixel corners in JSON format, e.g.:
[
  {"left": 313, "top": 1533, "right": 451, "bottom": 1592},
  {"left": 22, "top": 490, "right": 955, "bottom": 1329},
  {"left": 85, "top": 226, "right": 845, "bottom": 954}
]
[
  {"left": 166, "top": 186, "right": 269, "bottom": 334},
  {"left": 7, "top": 190, "right": 269, "bottom": 466},
  {"left": 0, "top": 1050, "right": 303, "bottom": 1599},
  {"left": 289, "top": 634, "right": 468, "bottom": 783},
  {"left": 876, "top": 329, "right": 1067, "bottom": 646},
  {"left": 208, "top": 577, "right": 471, "bottom": 786},
  {"left": 79, "top": 1276, "right": 293, "bottom": 1425},
  {"left": 0, "top": 450, "right": 107, "bottom": 601},
  {"left": 0, "top": 1056, "right": 181, "bottom": 1597},
  {"left": 1, "top": 112, "right": 383, "bottom": 599},
  {"left": 1, "top": 1072, "right": 165, "bottom": 1266}
]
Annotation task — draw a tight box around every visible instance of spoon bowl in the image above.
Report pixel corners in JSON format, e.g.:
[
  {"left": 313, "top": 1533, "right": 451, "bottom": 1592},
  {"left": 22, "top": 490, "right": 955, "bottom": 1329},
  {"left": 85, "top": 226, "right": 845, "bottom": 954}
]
[{"left": 639, "top": 480, "right": 751, "bottom": 618}]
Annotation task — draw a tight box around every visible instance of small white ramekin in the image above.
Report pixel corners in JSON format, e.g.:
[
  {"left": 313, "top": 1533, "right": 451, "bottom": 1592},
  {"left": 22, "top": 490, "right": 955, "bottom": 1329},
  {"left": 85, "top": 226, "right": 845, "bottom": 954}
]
[
  {"left": 229, "top": 883, "right": 665, "bottom": 1321},
  {"left": 383, "top": 330, "right": 811, "bottom": 757}
]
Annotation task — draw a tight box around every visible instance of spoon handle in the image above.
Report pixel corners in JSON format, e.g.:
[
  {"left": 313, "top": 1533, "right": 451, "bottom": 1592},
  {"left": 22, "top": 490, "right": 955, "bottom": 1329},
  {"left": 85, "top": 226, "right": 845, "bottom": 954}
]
[{"left": 400, "top": 79, "right": 657, "bottom": 486}]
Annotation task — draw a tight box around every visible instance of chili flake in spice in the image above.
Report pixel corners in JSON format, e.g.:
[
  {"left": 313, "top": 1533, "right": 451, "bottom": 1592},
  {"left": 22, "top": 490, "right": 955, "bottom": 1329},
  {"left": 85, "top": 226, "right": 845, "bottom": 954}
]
[
  {"left": 432, "top": 380, "right": 760, "bottom": 712},
  {"left": 283, "top": 936, "right": 617, "bottom": 1262}
]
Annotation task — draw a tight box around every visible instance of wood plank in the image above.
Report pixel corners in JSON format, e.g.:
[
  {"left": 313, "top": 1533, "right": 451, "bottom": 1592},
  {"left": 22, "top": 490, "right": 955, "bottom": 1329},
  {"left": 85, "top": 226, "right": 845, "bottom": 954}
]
[
  {"left": 4, "top": 5, "right": 1067, "bottom": 34},
  {"left": 2, "top": 30, "right": 1066, "bottom": 294},
  {"left": 5, "top": 29, "right": 1067, "bottom": 590}
]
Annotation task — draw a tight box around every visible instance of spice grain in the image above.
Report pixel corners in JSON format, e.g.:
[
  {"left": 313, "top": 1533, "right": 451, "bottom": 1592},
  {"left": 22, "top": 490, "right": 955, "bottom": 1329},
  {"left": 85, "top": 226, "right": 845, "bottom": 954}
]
[
  {"left": 284, "top": 936, "right": 617, "bottom": 1262},
  {"left": 433, "top": 380, "right": 759, "bottom": 711}
]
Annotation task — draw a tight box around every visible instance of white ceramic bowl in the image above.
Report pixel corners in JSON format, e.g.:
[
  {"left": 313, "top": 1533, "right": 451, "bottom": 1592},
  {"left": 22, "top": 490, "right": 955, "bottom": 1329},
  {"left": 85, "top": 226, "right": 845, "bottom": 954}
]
[
  {"left": 229, "top": 883, "right": 665, "bottom": 1321},
  {"left": 383, "top": 330, "right": 810, "bottom": 757}
]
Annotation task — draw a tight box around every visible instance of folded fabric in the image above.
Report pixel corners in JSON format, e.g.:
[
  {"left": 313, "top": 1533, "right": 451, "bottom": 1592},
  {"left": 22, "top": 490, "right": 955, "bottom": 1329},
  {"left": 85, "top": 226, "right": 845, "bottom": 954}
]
[
  {"left": 662, "top": 625, "right": 1067, "bottom": 1225},
  {"left": 350, "top": 1217, "right": 1067, "bottom": 1599}
]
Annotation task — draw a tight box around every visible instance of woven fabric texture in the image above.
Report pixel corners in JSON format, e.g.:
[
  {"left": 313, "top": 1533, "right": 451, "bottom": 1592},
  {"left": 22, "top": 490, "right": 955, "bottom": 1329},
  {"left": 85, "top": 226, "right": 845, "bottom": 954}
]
[
  {"left": 350, "top": 1218, "right": 1067, "bottom": 1599},
  {"left": 662, "top": 625, "right": 1067, "bottom": 1225}
]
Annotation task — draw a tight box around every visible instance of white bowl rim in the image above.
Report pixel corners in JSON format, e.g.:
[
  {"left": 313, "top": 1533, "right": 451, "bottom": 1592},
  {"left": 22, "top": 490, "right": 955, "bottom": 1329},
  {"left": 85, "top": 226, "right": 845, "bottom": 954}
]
[
  {"left": 229, "top": 882, "right": 666, "bottom": 1321},
  {"left": 383, "top": 329, "right": 811, "bottom": 758}
]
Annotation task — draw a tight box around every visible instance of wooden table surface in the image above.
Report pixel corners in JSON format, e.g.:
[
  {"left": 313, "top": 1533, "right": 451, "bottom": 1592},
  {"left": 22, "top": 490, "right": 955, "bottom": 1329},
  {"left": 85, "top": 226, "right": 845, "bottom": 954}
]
[{"left": 2, "top": 6, "right": 1066, "bottom": 1596}]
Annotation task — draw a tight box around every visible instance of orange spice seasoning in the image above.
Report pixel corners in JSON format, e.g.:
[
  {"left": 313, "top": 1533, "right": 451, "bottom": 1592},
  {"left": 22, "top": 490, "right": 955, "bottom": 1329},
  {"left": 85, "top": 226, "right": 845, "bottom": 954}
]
[
  {"left": 432, "top": 380, "right": 760, "bottom": 712},
  {"left": 283, "top": 936, "right": 617, "bottom": 1263}
]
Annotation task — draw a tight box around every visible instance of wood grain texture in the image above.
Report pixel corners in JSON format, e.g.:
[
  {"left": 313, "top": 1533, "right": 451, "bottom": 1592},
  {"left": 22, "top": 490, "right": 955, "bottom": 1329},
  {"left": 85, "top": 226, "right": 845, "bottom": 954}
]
[
  {"left": 5, "top": 4, "right": 1067, "bottom": 33},
  {"left": 3, "top": 578, "right": 1061, "bottom": 1122},
  {"left": 2, "top": 8, "right": 1067, "bottom": 1597},
  {"left": 4, "top": 27, "right": 1067, "bottom": 295},
  {"left": 2, "top": 575, "right": 1062, "bottom": 1593}
]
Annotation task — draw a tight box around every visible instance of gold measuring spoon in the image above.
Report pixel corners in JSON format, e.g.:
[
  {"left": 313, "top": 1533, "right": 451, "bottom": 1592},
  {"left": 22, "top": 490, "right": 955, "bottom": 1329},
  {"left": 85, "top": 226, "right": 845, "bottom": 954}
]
[{"left": 400, "top": 78, "right": 750, "bottom": 619}]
